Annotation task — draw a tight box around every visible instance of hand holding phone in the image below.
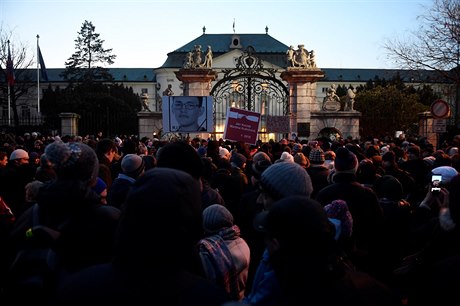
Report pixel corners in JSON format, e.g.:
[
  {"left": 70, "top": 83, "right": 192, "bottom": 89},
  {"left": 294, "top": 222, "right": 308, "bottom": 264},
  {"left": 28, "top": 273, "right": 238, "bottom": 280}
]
[{"left": 431, "top": 174, "right": 442, "bottom": 194}]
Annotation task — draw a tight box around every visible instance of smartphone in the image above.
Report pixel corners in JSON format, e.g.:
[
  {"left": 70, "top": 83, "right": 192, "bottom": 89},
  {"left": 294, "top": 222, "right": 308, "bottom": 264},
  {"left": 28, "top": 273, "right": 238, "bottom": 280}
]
[{"left": 431, "top": 174, "right": 442, "bottom": 193}]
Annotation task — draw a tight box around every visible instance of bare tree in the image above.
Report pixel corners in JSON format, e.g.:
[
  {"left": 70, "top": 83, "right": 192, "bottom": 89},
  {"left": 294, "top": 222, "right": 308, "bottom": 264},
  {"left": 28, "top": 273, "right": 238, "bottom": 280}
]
[
  {"left": 0, "top": 26, "right": 36, "bottom": 127},
  {"left": 384, "top": 0, "right": 460, "bottom": 126}
]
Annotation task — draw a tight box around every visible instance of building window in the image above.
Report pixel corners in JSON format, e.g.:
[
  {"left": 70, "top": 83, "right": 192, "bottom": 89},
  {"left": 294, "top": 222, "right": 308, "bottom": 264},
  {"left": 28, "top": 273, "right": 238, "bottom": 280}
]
[{"left": 141, "top": 88, "right": 148, "bottom": 94}]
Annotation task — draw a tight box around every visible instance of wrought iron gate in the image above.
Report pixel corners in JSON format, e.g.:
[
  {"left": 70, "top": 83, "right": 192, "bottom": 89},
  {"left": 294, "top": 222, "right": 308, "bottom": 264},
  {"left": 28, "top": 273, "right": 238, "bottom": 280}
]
[{"left": 210, "top": 46, "right": 289, "bottom": 142}]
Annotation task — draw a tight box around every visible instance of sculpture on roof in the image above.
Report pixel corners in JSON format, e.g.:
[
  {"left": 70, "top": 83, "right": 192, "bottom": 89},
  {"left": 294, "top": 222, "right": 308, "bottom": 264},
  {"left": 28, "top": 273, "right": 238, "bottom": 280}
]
[
  {"left": 183, "top": 44, "right": 214, "bottom": 69},
  {"left": 286, "top": 44, "right": 317, "bottom": 69}
]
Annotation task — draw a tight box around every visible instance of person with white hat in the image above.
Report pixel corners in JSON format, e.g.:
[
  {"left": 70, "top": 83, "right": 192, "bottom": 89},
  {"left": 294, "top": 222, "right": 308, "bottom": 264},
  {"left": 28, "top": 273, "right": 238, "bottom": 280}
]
[{"left": 0, "top": 148, "right": 35, "bottom": 217}]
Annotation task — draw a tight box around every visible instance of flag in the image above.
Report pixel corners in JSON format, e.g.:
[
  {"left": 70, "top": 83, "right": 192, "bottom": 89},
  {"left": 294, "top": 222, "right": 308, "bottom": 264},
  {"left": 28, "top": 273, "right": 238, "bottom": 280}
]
[
  {"left": 6, "top": 43, "right": 14, "bottom": 87},
  {"left": 38, "top": 46, "right": 48, "bottom": 81}
]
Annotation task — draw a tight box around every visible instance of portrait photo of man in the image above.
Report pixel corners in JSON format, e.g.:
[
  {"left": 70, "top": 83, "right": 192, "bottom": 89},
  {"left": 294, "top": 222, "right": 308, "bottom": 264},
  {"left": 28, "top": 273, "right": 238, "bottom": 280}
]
[{"left": 162, "top": 96, "right": 213, "bottom": 133}]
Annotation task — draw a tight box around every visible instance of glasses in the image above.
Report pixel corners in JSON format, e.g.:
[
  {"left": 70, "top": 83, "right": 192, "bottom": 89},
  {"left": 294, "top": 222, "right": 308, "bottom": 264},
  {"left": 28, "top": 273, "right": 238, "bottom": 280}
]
[{"left": 173, "top": 103, "right": 200, "bottom": 110}]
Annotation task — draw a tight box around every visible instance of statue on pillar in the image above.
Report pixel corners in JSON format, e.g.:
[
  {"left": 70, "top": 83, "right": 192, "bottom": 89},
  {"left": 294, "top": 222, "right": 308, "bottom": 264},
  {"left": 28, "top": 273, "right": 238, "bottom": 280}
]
[
  {"left": 286, "top": 44, "right": 317, "bottom": 69},
  {"left": 163, "top": 84, "right": 174, "bottom": 96},
  {"left": 322, "top": 84, "right": 341, "bottom": 111},
  {"left": 140, "top": 93, "right": 151, "bottom": 112},
  {"left": 183, "top": 44, "right": 214, "bottom": 69},
  {"left": 344, "top": 86, "right": 356, "bottom": 111}
]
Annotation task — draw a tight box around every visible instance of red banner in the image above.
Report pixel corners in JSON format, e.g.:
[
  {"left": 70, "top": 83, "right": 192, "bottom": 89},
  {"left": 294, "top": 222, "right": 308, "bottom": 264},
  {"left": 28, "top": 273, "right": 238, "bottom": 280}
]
[{"left": 223, "top": 107, "right": 261, "bottom": 145}]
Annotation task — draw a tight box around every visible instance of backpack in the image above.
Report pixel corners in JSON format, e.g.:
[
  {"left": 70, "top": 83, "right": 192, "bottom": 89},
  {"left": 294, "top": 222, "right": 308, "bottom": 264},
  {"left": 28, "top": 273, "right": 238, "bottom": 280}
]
[{"left": 3, "top": 203, "right": 68, "bottom": 303}]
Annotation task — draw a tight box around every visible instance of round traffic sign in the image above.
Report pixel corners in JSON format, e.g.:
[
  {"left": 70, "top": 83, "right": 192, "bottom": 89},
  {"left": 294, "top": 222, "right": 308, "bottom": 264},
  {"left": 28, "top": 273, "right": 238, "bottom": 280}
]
[{"left": 430, "top": 99, "right": 450, "bottom": 119}]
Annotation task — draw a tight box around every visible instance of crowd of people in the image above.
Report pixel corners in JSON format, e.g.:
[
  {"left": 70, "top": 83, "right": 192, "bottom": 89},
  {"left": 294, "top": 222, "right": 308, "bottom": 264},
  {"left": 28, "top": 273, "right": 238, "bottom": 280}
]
[{"left": 0, "top": 130, "right": 460, "bottom": 305}]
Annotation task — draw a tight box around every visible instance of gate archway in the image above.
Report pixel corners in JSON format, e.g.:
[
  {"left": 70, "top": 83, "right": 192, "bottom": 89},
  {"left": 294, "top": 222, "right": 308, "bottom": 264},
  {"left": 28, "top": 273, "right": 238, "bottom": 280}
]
[{"left": 210, "top": 46, "right": 289, "bottom": 142}]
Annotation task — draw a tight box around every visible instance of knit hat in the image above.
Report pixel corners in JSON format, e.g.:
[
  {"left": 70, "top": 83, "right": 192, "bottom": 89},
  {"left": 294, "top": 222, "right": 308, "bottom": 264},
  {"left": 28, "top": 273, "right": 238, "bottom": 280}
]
[
  {"left": 374, "top": 175, "right": 403, "bottom": 201},
  {"left": 275, "top": 151, "right": 294, "bottom": 163},
  {"left": 44, "top": 141, "right": 99, "bottom": 184},
  {"left": 92, "top": 177, "right": 107, "bottom": 194},
  {"left": 294, "top": 152, "right": 309, "bottom": 168},
  {"left": 10, "top": 149, "right": 29, "bottom": 161},
  {"left": 156, "top": 141, "right": 204, "bottom": 180},
  {"left": 292, "top": 143, "right": 302, "bottom": 155},
  {"left": 260, "top": 162, "right": 313, "bottom": 201},
  {"left": 252, "top": 151, "right": 271, "bottom": 165},
  {"left": 252, "top": 159, "right": 272, "bottom": 180},
  {"left": 219, "top": 147, "right": 230, "bottom": 160},
  {"left": 324, "top": 199, "right": 353, "bottom": 240},
  {"left": 202, "top": 204, "right": 234, "bottom": 234},
  {"left": 197, "top": 146, "right": 207, "bottom": 157},
  {"left": 231, "top": 152, "right": 247, "bottom": 168},
  {"left": 334, "top": 147, "right": 358, "bottom": 173},
  {"left": 309, "top": 148, "right": 325, "bottom": 164},
  {"left": 121, "top": 154, "right": 145, "bottom": 178},
  {"left": 432, "top": 166, "right": 458, "bottom": 184},
  {"left": 253, "top": 196, "right": 335, "bottom": 250}
]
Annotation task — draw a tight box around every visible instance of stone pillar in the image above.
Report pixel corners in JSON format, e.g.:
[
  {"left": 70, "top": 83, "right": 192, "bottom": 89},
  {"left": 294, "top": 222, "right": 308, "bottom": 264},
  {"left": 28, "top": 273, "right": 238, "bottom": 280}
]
[
  {"left": 59, "top": 112, "right": 80, "bottom": 136},
  {"left": 138, "top": 111, "right": 163, "bottom": 140},
  {"left": 418, "top": 111, "right": 438, "bottom": 148},
  {"left": 174, "top": 69, "right": 218, "bottom": 96},
  {"left": 280, "top": 69, "right": 325, "bottom": 140}
]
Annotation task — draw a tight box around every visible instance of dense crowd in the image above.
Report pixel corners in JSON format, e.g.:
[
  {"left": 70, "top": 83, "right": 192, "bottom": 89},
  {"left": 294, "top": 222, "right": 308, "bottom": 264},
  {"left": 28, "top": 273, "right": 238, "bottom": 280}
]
[{"left": 0, "top": 131, "right": 460, "bottom": 305}]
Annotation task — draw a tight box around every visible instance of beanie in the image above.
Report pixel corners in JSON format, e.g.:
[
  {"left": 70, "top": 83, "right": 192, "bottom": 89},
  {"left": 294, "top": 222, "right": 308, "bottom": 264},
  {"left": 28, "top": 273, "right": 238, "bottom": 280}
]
[
  {"left": 231, "top": 152, "right": 247, "bottom": 168},
  {"left": 45, "top": 141, "right": 99, "bottom": 184},
  {"left": 121, "top": 154, "right": 145, "bottom": 178},
  {"left": 275, "top": 151, "right": 294, "bottom": 163},
  {"left": 10, "top": 149, "right": 29, "bottom": 161},
  {"left": 197, "top": 146, "right": 207, "bottom": 157},
  {"left": 92, "top": 177, "right": 107, "bottom": 194},
  {"left": 324, "top": 199, "right": 353, "bottom": 239},
  {"left": 156, "top": 141, "right": 203, "bottom": 180},
  {"left": 294, "top": 152, "right": 309, "bottom": 168},
  {"left": 432, "top": 166, "right": 458, "bottom": 184},
  {"left": 252, "top": 151, "right": 271, "bottom": 165},
  {"left": 202, "top": 204, "right": 234, "bottom": 234},
  {"left": 219, "top": 147, "right": 230, "bottom": 160},
  {"left": 260, "top": 162, "right": 313, "bottom": 201},
  {"left": 252, "top": 159, "right": 272, "bottom": 180},
  {"left": 292, "top": 143, "right": 302, "bottom": 155},
  {"left": 309, "top": 148, "right": 325, "bottom": 164},
  {"left": 334, "top": 147, "right": 358, "bottom": 173}
]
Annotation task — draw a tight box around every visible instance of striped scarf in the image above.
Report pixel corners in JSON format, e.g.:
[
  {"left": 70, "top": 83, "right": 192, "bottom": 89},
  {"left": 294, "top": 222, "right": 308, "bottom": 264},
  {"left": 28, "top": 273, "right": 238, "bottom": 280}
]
[{"left": 198, "top": 225, "right": 241, "bottom": 300}]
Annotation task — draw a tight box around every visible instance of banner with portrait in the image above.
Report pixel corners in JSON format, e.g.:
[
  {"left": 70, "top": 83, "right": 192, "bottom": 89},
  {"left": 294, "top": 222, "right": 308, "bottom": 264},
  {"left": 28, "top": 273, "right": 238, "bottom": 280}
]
[{"left": 162, "top": 96, "right": 213, "bottom": 133}]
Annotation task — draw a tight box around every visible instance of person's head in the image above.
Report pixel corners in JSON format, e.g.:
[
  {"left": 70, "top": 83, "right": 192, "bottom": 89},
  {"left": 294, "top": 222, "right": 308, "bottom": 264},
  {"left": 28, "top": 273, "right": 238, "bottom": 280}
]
[
  {"left": 0, "top": 151, "right": 8, "bottom": 168},
  {"left": 254, "top": 196, "right": 338, "bottom": 294},
  {"left": 172, "top": 96, "right": 204, "bottom": 132},
  {"left": 95, "top": 138, "right": 118, "bottom": 162},
  {"left": 113, "top": 167, "right": 203, "bottom": 271},
  {"left": 202, "top": 204, "right": 234, "bottom": 235},
  {"left": 10, "top": 148, "right": 29, "bottom": 166},
  {"left": 92, "top": 177, "right": 108, "bottom": 205},
  {"left": 156, "top": 140, "right": 203, "bottom": 180},
  {"left": 44, "top": 141, "right": 99, "bottom": 186},
  {"left": 121, "top": 154, "right": 146, "bottom": 179},
  {"left": 258, "top": 162, "right": 313, "bottom": 210}
]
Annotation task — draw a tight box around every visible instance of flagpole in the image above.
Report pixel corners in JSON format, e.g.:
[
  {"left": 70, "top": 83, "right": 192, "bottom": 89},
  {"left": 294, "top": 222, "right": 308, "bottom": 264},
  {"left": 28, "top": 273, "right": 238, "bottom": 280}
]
[
  {"left": 37, "top": 34, "right": 40, "bottom": 114},
  {"left": 7, "top": 40, "right": 11, "bottom": 126},
  {"left": 7, "top": 82, "right": 11, "bottom": 126}
]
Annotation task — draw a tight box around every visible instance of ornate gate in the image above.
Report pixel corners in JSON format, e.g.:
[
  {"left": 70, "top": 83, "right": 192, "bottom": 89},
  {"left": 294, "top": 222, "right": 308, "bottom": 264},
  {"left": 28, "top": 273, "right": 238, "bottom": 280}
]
[{"left": 210, "top": 46, "right": 289, "bottom": 142}]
